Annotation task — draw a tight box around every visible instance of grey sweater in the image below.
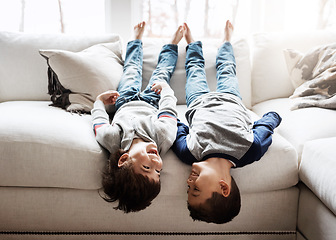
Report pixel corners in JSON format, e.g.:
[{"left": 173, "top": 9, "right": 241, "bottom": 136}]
[
  {"left": 185, "top": 92, "right": 254, "bottom": 161},
  {"left": 91, "top": 87, "right": 178, "bottom": 155}
]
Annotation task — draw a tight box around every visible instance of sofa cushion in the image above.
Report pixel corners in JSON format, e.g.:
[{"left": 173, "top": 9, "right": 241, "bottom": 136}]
[
  {"left": 283, "top": 43, "right": 336, "bottom": 89},
  {"left": 40, "top": 41, "right": 123, "bottom": 113},
  {"left": 176, "top": 105, "right": 298, "bottom": 193},
  {"left": 0, "top": 101, "right": 106, "bottom": 189},
  {"left": 283, "top": 43, "right": 336, "bottom": 110},
  {"left": 251, "top": 31, "right": 336, "bottom": 105},
  {"left": 0, "top": 31, "right": 122, "bottom": 102},
  {"left": 0, "top": 101, "right": 298, "bottom": 192},
  {"left": 142, "top": 38, "right": 252, "bottom": 109},
  {"left": 299, "top": 137, "right": 336, "bottom": 215},
  {"left": 252, "top": 98, "right": 336, "bottom": 158},
  {"left": 298, "top": 183, "right": 336, "bottom": 240}
]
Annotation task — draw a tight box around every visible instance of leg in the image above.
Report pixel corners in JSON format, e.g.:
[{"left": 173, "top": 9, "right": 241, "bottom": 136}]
[
  {"left": 216, "top": 20, "right": 241, "bottom": 99},
  {"left": 183, "top": 23, "right": 209, "bottom": 107},
  {"left": 115, "top": 22, "right": 145, "bottom": 110},
  {"left": 140, "top": 26, "right": 184, "bottom": 108}
]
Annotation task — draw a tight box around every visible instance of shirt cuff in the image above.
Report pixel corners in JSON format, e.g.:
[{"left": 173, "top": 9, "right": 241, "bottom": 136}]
[{"left": 93, "top": 99, "right": 106, "bottom": 110}]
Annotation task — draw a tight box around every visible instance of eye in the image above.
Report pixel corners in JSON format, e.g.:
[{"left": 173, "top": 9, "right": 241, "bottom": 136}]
[
  {"left": 155, "top": 169, "right": 162, "bottom": 174},
  {"left": 143, "top": 165, "right": 150, "bottom": 170}
]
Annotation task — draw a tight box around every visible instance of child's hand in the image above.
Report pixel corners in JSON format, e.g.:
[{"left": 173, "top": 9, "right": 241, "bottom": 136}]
[
  {"left": 151, "top": 81, "right": 169, "bottom": 95},
  {"left": 96, "top": 90, "right": 120, "bottom": 105}
]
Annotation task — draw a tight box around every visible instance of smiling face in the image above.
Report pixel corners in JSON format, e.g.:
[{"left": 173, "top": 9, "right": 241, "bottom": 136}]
[
  {"left": 187, "top": 158, "right": 233, "bottom": 208},
  {"left": 187, "top": 161, "right": 223, "bottom": 206},
  {"left": 119, "top": 139, "right": 162, "bottom": 182}
]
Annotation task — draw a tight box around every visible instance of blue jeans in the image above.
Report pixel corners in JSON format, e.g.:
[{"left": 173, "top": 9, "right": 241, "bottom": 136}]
[
  {"left": 185, "top": 41, "right": 241, "bottom": 107},
  {"left": 115, "top": 39, "right": 178, "bottom": 111}
]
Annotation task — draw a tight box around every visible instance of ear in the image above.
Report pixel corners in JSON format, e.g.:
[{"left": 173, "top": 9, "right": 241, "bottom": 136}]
[
  {"left": 118, "top": 153, "right": 130, "bottom": 168},
  {"left": 219, "top": 180, "right": 231, "bottom": 197}
]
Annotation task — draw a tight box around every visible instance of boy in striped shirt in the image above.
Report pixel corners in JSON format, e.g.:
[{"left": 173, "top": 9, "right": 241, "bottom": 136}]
[{"left": 92, "top": 21, "right": 183, "bottom": 213}]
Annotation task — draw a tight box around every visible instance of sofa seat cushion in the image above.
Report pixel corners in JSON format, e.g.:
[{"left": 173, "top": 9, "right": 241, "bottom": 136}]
[
  {"left": 299, "top": 138, "right": 336, "bottom": 215},
  {"left": 176, "top": 105, "right": 298, "bottom": 193},
  {"left": 0, "top": 101, "right": 106, "bottom": 189},
  {"left": 0, "top": 101, "right": 298, "bottom": 193},
  {"left": 252, "top": 98, "right": 336, "bottom": 159}
]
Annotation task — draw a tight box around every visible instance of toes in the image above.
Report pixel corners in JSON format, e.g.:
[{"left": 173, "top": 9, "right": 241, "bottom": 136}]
[{"left": 135, "top": 21, "right": 146, "bottom": 29}]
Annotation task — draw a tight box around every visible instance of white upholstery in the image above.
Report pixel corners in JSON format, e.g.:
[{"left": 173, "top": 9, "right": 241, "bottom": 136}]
[
  {"left": 0, "top": 186, "right": 298, "bottom": 235},
  {"left": 39, "top": 41, "right": 123, "bottom": 112},
  {"left": 0, "top": 101, "right": 298, "bottom": 193},
  {"left": 251, "top": 31, "right": 336, "bottom": 105},
  {"left": 250, "top": 30, "right": 336, "bottom": 240},
  {"left": 0, "top": 101, "right": 106, "bottom": 189},
  {"left": 299, "top": 138, "right": 336, "bottom": 215},
  {"left": 298, "top": 184, "right": 336, "bottom": 240},
  {"left": 0, "top": 31, "right": 122, "bottom": 102},
  {"left": 162, "top": 137, "right": 297, "bottom": 197},
  {"left": 252, "top": 98, "right": 336, "bottom": 159}
]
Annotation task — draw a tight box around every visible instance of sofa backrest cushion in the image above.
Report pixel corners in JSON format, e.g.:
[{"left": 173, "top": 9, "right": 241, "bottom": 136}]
[
  {"left": 0, "top": 31, "right": 122, "bottom": 102},
  {"left": 142, "top": 38, "right": 252, "bottom": 109},
  {"left": 40, "top": 40, "right": 123, "bottom": 113},
  {"left": 251, "top": 31, "right": 336, "bottom": 105}
]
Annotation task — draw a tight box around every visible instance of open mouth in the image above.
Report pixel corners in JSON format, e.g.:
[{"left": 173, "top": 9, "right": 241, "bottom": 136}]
[{"left": 147, "top": 149, "right": 158, "bottom": 155}]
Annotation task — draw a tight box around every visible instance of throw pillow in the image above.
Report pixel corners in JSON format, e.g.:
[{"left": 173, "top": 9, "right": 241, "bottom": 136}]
[
  {"left": 40, "top": 41, "right": 123, "bottom": 113},
  {"left": 283, "top": 43, "right": 336, "bottom": 110}
]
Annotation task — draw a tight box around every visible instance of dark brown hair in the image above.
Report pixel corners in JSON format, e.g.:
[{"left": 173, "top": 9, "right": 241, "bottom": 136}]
[
  {"left": 187, "top": 176, "right": 241, "bottom": 224},
  {"left": 101, "top": 149, "right": 161, "bottom": 213}
]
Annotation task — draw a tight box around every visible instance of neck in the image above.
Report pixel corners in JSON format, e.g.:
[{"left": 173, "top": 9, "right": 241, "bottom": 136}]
[{"left": 205, "top": 157, "right": 233, "bottom": 183}]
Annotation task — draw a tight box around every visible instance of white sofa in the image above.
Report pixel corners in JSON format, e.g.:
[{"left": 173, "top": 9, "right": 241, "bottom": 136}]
[{"left": 0, "top": 29, "right": 335, "bottom": 240}]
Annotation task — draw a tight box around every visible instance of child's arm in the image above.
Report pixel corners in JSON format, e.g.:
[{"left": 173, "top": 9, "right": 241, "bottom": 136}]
[
  {"left": 151, "top": 81, "right": 179, "bottom": 153},
  {"left": 152, "top": 81, "right": 178, "bottom": 119},
  {"left": 252, "top": 112, "right": 282, "bottom": 152},
  {"left": 172, "top": 120, "right": 198, "bottom": 165},
  {"left": 91, "top": 91, "right": 121, "bottom": 153},
  {"left": 238, "top": 112, "right": 282, "bottom": 167}
]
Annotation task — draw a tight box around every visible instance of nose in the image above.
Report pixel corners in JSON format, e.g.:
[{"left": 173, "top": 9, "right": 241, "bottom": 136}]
[
  {"left": 150, "top": 157, "right": 162, "bottom": 168},
  {"left": 187, "top": 176, "right": 194, "bottom": 184},
  {"left": 150, "top": 157, "right": 161, "bottom": 165}
]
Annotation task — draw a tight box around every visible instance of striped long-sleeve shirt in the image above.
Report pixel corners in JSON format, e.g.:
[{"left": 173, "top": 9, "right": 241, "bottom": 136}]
[{"left": 91, "top": 87, "right": 178, "bottom": 155}]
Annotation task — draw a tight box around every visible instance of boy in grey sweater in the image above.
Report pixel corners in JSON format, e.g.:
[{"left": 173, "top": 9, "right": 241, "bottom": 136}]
[
  {"left": 172, "top": 21, "right": 282, "bottom": 223},
  {"left": 92, "top": 22, "right": 183, "bottom": 213}
]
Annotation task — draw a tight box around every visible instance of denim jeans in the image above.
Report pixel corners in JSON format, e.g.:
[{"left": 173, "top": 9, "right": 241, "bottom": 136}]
[
  {"left": 185, "top": 41, "right": 241, "bottom": 107},
  {"left": 115, "top": 39, "right": 178, "bottom": 111}
]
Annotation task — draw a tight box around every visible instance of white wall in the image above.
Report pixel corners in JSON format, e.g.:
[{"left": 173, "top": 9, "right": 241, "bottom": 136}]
[{"left": 105, "top": 0, "right": 143, "bottom": 42}]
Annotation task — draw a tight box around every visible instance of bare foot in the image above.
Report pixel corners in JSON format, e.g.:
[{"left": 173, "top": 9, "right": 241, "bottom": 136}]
[
  {"left": 134, "top": 21, "right": 146, "bottom": 40},
  {"left": 183, "top": 23, "right": 194, "bottom": 44},
  {"left": 224, "top": 20, "right": 234, "bottom": 42},
  {"left": 170, "top": 25, "right": 184, "bottom": 45}
]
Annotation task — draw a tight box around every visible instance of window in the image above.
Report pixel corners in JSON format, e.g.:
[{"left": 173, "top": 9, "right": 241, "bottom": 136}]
[
  {"left": 139, "top": 0, "right": 336, "bottom": 38},
  {"left": 0, "top": 0, "right": 105, "bottom": 34},
  {"left": 1, "top": 0, "right": 335, "bottom": 37},
  {"left": 141, "top": 0, "right": 238, "bottom": 38}
]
